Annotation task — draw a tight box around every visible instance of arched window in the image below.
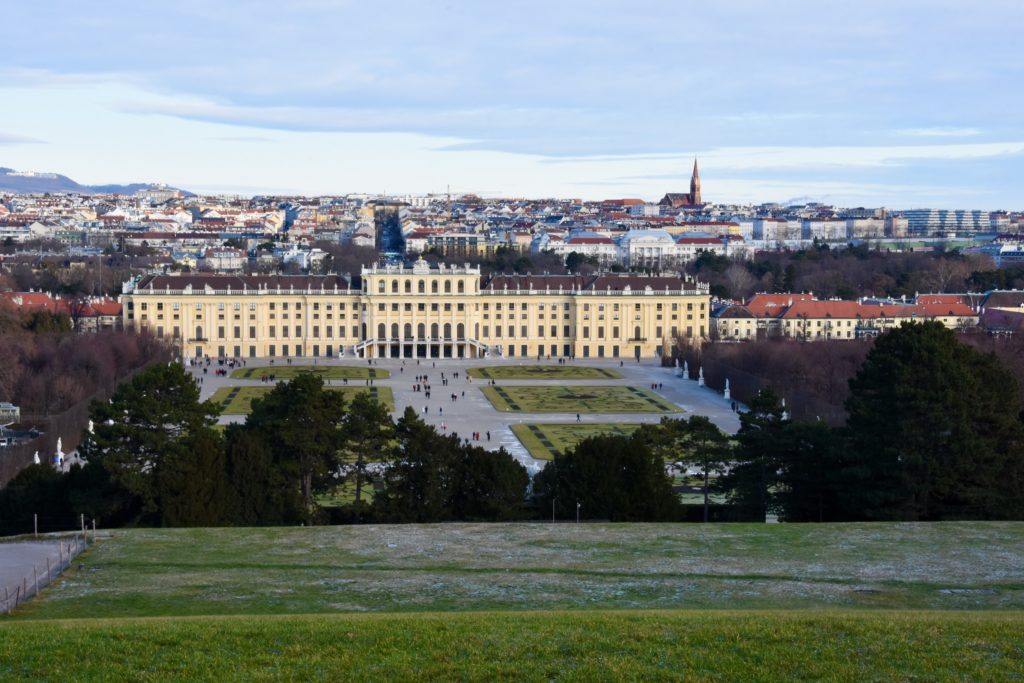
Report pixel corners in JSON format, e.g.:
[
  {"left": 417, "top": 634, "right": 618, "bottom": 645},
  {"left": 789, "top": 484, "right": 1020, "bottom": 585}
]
[
  {"left": 378, "top": 280, "right": 385, "bottom": 293},
  {"left": 457, "top": 281, "right": 465, "bottom": 294},
  {"left": 444, "top": 281, "right": 452, "bottom": 294},
  {"left": 634, "top": 326, "right": 641, "bottom": 340},
  {"left": 431, "top": 323, "right": 439, "bottom": 339},
  {"left": 418, "top": 280, "right": 425, "bottom": 294},
  {"left": 443, "top": 323, "right": 452, "bottom": 339},
  {"left": 431, "top": 281, "right": 438, "bottom": 294},
  {"left": 404, "top": 323, "right": 412, "bottom": 340},
  {"left": 405, "top": 280, "right": 412, "bottom": 294},
  {"left": 377, "top": 323, "right": 385, "bottom": 339},
  {"left": 391, "top": 280, "right": 399, "bottom": 293},
  {"left": 417, "top": 323, "right": 425, "bottom": 340},
  {"left": 456, "top": 323, "right": 465, "bottom": 339},
  {"left": 391, "top": 323, "right": 399, "bottom": 339}
]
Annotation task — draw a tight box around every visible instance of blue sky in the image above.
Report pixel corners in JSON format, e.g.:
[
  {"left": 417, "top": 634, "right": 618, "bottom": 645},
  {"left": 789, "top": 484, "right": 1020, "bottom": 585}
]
[{"left": 1, "top": 0, "right": 1022, "bottom": 208}]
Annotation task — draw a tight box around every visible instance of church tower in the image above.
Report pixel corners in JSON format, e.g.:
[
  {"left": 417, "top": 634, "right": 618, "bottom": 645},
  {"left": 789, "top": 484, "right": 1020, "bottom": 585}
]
[{"left": 689, "top": 158, "right": 702, "bottom": 205}]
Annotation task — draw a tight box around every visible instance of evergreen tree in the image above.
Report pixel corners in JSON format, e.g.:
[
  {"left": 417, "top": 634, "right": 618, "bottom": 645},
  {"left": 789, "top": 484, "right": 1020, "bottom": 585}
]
[
  {"left": 374, "top": 408, "right": 529, "bottom": 522},
  {"left": 451, "top": 445, "right": 529, "bottom": 521},
  {"left": 375, "top": 408, "right": 459, "bottom": 522},
  {"left": 157, "top": 426, "right": 231, "bottom": 527},
  {"left": 845, "top": 321, "right": 1024, "bottom": 520},
  {"left": 242, "top": 372, "right": 348, "bottom": 519},
  {"left": 718, "top": 388, "right": 790, "bottom": 521},
  {"left": 774, "top": 421, "right": 849, "bottom": 522},
  {"left": 225, "top": 427, "right": 302, "bottom": 525},
  {"left": 341, "top": 392, "right": 394, "bottom": 506},
  {"left": 533, "top": 433, "right": 680, "bottom": 522},
  {"left": 81, "top": 363, "right": 219, "bottom": 522}
]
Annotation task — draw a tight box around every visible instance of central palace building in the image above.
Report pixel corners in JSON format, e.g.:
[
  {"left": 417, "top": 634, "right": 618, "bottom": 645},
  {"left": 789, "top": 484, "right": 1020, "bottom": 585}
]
[{"left": 123, "top": 259, "right": 710, "bottom": 361}]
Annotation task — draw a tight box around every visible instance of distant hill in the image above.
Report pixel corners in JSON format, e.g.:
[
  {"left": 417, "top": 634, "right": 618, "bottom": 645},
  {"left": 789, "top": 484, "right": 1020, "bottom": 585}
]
[{"left": 0, "top": 167, "right": 192, "bottom": 196}]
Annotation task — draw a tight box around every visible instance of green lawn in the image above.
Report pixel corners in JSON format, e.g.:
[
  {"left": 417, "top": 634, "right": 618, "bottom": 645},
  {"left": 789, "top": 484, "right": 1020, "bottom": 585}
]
[
  {"left": 482, "top": 385, "right": 678, "bottom": 413},
  {"left": 2, "top": 611, "right": 1022, "bottom": 681},
  {"left": 467, "top": 365, "right": 623, "bottom": 380},
  {"left": 511, "top": 422, "right": 645, "bottom": 460},
  {"left": 230, "top": 364, "right": 389, "bottom": 380},
  {"left": 13, "top": 523, "right": 1024, "bottom": 619},
  {"left": 210, "top": 385, "right": 394, "bottom": 415},
  {"left": 6, "top": 523, "right": 1024, "bottom": 680}
]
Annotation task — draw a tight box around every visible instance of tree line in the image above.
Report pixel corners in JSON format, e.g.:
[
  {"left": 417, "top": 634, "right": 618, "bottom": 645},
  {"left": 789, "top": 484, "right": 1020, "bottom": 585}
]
[
  {"left": 0, "top": 367, "right": 530, "bottom": 530},
  {"left": 3, "top": 321, "right": 1022, "bottom": 529},
  {"left": 539, "top": 322, "right": 1024, "bottom": 522}
]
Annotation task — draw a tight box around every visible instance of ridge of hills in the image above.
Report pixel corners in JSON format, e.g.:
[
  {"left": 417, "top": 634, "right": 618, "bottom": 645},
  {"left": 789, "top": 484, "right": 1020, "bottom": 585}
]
[{"left": 0, "top": 166, "right": 191, "bottom": 196}]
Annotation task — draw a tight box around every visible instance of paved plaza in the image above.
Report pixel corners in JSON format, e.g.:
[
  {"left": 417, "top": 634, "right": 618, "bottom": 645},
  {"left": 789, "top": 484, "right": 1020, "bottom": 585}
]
[{"left": 190, "top": 357, "right": 742, "bottom": 474}]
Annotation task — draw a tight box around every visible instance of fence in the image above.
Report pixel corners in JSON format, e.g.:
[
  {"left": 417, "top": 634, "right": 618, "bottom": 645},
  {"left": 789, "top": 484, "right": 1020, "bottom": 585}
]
[{"left": 1, "top": 516, "right": 97, "bottom": 614}]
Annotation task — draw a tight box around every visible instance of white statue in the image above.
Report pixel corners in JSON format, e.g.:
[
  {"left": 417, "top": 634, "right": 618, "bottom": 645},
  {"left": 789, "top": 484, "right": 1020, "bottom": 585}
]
[
  {"left": 88, "top": 420, "right": 94, "bottom": 434},
  {"left": 33, "top": 451, "right": 40, "bottom": 465},
  {"left": 698, "top": 366, "right": 705, "bottom": 387},
  {"left": 683, "top": 361, "right": 689, "bottom": 380},
  {"left": 674, "top": 358, "right": 683, "bottom": 377},
  {"left": 724, "top": 378, "right": 731, "bottom": 400}
]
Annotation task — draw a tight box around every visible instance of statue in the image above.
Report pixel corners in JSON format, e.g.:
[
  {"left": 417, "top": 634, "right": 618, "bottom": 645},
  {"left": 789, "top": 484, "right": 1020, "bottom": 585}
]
[
  {"left": 674, "top": 358, "right": 683, "bottom": 377},
  {"left": 33, "top": 451, "right": 40, "bottom": 465},
  {"left": 683, "top": 361, "right": 689, "bottom": 380},
  {"left": 781, "top": 397, "right": 789, "bottom": 421},
  {"left": 724, "top": 378, "right": 731, "bottom": 400},
  {"left": 698, "top": 366, "right": 705, "bottom": 387},
  {"left": 88, "top": 420, "right": 94, "bottom": 434}
]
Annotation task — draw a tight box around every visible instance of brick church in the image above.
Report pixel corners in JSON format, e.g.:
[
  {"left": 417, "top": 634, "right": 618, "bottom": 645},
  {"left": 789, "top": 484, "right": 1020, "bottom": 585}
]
[{"left": 659, "top": 159, "right": 703, "bottom": 208}]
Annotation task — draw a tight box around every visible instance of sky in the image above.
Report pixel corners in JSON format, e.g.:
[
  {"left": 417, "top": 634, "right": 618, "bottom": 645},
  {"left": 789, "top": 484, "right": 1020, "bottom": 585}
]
[{"left": 1, "top": 0, "right": 1023, "bottom": 209}]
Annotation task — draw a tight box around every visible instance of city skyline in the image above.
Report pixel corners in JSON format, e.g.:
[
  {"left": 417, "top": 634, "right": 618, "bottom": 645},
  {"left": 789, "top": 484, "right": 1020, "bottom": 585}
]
[{"left": 2, "top": 1, "right": 1023, "bottom": 208}]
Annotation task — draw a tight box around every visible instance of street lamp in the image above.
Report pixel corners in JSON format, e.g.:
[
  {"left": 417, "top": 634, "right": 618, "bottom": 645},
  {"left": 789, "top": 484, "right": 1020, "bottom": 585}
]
[{"left": 576, "top": 501, "right": 580, "bottom": 524}]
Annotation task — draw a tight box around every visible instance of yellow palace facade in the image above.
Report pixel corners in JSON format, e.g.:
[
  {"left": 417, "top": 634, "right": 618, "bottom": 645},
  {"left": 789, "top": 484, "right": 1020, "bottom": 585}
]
[{"left": 123, "top": 260, "right": 710, "bottom": 361}]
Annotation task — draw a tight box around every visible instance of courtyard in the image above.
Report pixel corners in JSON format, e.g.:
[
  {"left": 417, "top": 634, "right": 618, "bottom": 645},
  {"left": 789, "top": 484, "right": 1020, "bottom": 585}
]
[{"left": 191, "top": 356, "right": 740, "bottom": 472}]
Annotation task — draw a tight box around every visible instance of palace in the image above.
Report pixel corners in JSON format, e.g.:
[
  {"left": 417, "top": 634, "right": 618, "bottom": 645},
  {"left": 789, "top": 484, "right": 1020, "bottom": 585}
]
[{"left": 123, "top": 260, "right": 710, "bottom": 361}]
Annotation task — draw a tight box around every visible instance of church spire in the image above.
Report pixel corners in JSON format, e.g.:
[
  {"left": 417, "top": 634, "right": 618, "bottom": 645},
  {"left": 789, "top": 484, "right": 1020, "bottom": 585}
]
[{"left": 690, "top": 157, "right": 702, "bottom": 205}]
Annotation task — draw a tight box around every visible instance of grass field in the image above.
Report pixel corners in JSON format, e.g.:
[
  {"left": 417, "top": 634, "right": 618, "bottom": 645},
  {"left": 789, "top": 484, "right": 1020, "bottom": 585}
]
[
  {"left": 467, "top": 365, "right": 623, "bottom": 380},
  {"left": 6, "top": 523, "right": 1024, "bottom": 680},
  {"left": 210, "top": 385, "right": 394, "bottom": 414},
  {"left": 230, "top": 364, "right": 389, "bottom": 380},
  {"left": 511, "top": 422, "right": 644, "bottom": 459},
  {"left": 13, "top": 523, "right": 1024, "bottom": 619},
  {"left": 2, "top": 611, "right": 1022, "bottom": 681},
  {"left": 482, "top": 385, "right": 677, "bottom": 413}
]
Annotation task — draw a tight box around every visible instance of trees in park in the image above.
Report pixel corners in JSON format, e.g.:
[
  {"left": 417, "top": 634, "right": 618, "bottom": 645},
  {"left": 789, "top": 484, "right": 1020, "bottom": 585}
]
[
  {"left": 532, "top": 433, "right": 680, "bottom": 522},
  {"left": 80, "top": 362, "right": 220, "bottom": 524},
  {"left": 637, "top": 416, "right": 730, "bottom": 522},
  {"left": 374, "top": 408, "right": 529, "bottom": 522},
  {"left": 718, "top": 388, "right": 789, "bottom": 522},
  {"left": 238, "top": 372, "right": 348, "bottom": 519},
  {"left": 342, "top": 392, "right": 394, "bottom": 506},
  {"left": 845, "top": 321, "right": 1024, "bottom": 520}
]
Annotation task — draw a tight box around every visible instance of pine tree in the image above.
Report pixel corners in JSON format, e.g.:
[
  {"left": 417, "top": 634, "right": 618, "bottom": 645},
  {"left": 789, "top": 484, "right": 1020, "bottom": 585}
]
[{"left": 845, "top": 321, "right": 1024, "bottom": 520}]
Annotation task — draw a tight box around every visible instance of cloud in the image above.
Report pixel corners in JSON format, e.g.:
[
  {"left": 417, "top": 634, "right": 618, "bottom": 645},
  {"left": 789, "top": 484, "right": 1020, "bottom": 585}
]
[
  {"left": 894, "top": 127, "right": 982, "bottom": 137},
  {"left": 208, "top": 136, "right": 276, "bottom": 143},
  {"left": 0, "top": 133, "right": 46, "bottom": 145}
]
